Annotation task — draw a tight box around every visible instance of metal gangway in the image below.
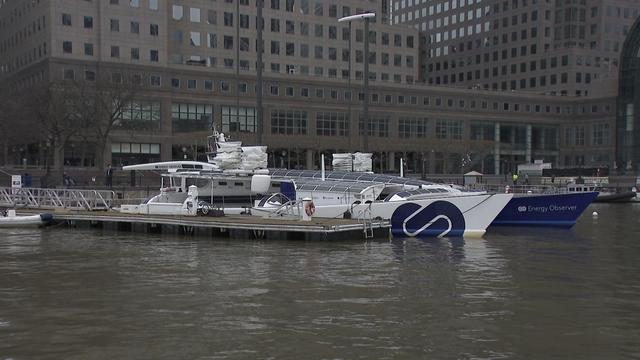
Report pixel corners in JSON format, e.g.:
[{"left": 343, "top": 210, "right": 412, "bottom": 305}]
[{"left": 0, "top": 187, "right": 115, "bottom": 211}]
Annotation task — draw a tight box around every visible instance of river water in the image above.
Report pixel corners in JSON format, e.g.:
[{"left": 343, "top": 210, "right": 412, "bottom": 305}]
[{"left": 1, "top": 203, "right": 640, "bottom": 359}]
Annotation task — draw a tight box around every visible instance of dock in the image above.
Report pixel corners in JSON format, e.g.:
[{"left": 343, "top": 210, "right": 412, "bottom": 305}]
[{"left": 22, "top": 209, "right": 391, "bottom": 240}]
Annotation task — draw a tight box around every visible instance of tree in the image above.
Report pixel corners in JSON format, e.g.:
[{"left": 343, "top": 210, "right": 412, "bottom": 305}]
[
  {"left": 0, "top": 83, "right": 37, "bottom": 166},
  {"left": 23, "top": 81, "right": 86, "bottom": 181},
  {"left": 86, "top": 73, "right": 140, "bottom": 170}
]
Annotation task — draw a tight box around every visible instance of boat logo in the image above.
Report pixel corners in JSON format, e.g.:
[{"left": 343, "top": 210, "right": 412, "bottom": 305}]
[
  {"left": 517, "top": 206, "right": 527, "bottom": 212},
  {"left": 390, "top": 201, "right": 466, "bottom": 238}
]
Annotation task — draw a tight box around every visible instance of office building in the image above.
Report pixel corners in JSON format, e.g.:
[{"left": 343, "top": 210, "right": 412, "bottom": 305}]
[
  {"left": 0, "top": 0, "right": 618, "bottom": 175},
  {"left": 391, "top": 0, "right": 640, "bottom": 97}
]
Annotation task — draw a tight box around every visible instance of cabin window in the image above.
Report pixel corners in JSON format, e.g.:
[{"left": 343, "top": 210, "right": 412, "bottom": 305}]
[
  {"left": 234, "top": 182, "right": 244, "bottom": 186},
  {"left": 218, "top": 181, "right": 227, "bottom": 185}
]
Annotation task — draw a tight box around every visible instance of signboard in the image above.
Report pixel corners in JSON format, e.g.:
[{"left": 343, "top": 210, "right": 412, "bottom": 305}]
[
  {"left": 11, "top": 175, "right": 22, "bottom": 195},
  {"left": 11, "top": 175, "right": 22, "bottom": 189}
]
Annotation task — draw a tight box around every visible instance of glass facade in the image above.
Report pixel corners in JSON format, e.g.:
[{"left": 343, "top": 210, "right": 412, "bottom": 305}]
[
  {"left": 270, "top": 110, "right": 307, "bottom": 135},
  {"left": 171, "top": 103, "right": 213, "bottom": 132},
  {"left": 221, "top": 106, "right": 256, "bottom": 132},
  {"left": 115, "top": 101, "right": 161, "bottom": 130}
]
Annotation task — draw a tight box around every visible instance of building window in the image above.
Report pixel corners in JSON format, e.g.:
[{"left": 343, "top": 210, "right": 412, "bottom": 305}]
[
  {"left": 85, "top": 71, "right": 96, "bottom": 81},
  {"left": 271, "top": 110, "right": 307, "bottom": 135},
  {"left": 591, "top": 124, "right": 610, "bottom": 146},
  {"left": 204, "top": 80, "right": 213, "bottom": 91},
  {"left": 398, "top": 117, "right": 428, "bottom": 138},
  {"left": 172, "top": 103, "right": 213, "bottom": 132},
  {"left": 110, "top": 19, "right": 119, "bottom": 31},
  {"left": 63, "top": 41, "right": 73, "bottom": 54},
  {"left": 317, "top": 112, "right": 349, "bottom": 136},
  {"left": 84, "top": 16, "right": 93, "bottom": 29},
  {"left": 115, "top": 101, "right": 161, "bottom": 130},
  {"left": 63, "top": 69, "right": 75, "bottom": 80},
  {"left": 111, "top": 46, "right": 120, "bottom": 58},
  {"left": 112, "top": 142, "right": 161, "bottom": 165},
  {"left": 435, "top": 120, "right": 463, "bottom": 139},
  {"left": 131, "top": 47, "right": 139, "bottom": 60},
  {"left": 470, "top": 121, "right": 495, "bottom": 140},
  {"left": 150, "top": 50, "right": 159, "bottom": 62},
  {"left": 171, "top": 78, "right": 180, "bottom": 88},
  {"left": 190, "top": 32, "right": 201, "bottom": 46},
  {"left": 130, "top": 21, "right": 139, "bottom": 34},
  {"left": 359, "top": 115, "right": 389, "bottom": 137},
  {"left": 84, "top": 43, "right": 93, "bottom": 56},
  {"left": 150, "top": 24, "right": 159, "bottom": 36},
  {"left": 190, "top": 7, "right": 201, "bottom": 22},
  {"left": 149, "top": 0, "right": 158, "bottom": 10},
  {"left": 62, "top": 13, "right": 72, "bottom": 26},
  {"left": 151, "top": 75, "right": 161, "bottom": 87},
  {"left": 173, "top": 5, "right": 183, "bottom": 20},
  {"left": 222, "top": 106, "right": 256, "bottom": 133}
]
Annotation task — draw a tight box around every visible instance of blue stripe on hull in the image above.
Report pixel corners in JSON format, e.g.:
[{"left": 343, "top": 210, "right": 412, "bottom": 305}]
[{"left": 491, "top": 192, "right": 597, "bottom": 228}]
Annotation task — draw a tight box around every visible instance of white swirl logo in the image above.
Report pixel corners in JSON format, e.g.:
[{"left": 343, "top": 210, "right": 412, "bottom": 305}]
[
  {"left": 391, "top": 201, "right": 467, "bottom": 238},
  {"left": 517, "top": 206, "right": 527, "bottom": 212}
]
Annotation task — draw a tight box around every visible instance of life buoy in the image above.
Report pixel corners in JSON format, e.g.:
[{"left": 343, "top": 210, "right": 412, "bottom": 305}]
[{"left": 305, "top": 201, "right": 316, "bottom": 216}]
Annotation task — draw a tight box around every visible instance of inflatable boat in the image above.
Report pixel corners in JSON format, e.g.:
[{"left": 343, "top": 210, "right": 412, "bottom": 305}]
[{"left": 0, "top": 210, "right": 53, "bottom": 227}]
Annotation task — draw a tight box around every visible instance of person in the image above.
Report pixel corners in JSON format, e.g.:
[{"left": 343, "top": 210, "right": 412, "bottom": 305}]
[
  {"left": 551, "top": 174, "right": 555, "bottom": 183},
  {"left": 512, "top": 172, "right": 519, "bottom": 186},
  {"left": 106, "top": 164, "right": 114, "bottom": 189},
  {"left": 524, "top": 173, "right": 529, "bottom": 185}
]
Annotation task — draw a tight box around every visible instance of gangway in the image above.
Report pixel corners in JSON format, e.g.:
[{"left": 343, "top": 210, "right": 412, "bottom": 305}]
[{"left": 0, "top": 187, "right": 115, "bottom": 211}]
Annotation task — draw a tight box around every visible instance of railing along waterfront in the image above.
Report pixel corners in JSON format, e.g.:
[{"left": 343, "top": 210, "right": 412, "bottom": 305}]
[{"left": 0, "top": 187, "right": 115, "bottom": 210}]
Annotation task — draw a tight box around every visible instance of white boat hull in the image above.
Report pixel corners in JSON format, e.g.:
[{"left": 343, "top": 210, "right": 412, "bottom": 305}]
[
  {"left": 0, "top": 214, "right": 52, "bottom": 227},
  {"left": 256, "top": 194, "right": 512, "bottom": 238}
]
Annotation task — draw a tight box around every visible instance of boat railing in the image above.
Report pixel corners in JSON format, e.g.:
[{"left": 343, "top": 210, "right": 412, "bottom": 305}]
[
  {"left": 466, "top": 183, "right": 574, "bottom": 195},
  {"left": 266, "top": 200, "right": 303, "bottom": 219},
  {"left": 0, "top": 187, "right": 115, "bottom": 210}
]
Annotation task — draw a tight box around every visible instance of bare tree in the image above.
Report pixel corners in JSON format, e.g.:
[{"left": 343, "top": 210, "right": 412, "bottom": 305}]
[
  {"left": 0, "top": 83, "right": 38, "bottom": 166},
  {"left": 23, "top": 81, "right": 86, "bottom": 181},
  {"left": 87, "top": 73, "right": 140, "bottom": 170}
]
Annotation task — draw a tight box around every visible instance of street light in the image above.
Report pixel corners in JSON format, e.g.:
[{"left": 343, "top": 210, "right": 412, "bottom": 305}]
[{"left": 338, "top": 12, "right": 375, "bottom": 152}]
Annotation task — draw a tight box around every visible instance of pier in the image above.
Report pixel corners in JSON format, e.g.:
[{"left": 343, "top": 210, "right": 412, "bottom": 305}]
[{"left": 20, "top": 209, "right": 391, "bottom": 240}]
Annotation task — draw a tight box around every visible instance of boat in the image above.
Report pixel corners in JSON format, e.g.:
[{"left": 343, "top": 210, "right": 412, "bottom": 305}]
[
  {"left": 566, "top": 183, "right": 637, "bottom": 203},
  {"left": 0, "top": 209, "right": 53, "bottom": 227},
  {"left": 120, "top": 128, "right": 513, "bottom": 238},
  {"left": 490, "top": 191, "right": 598, "bottom": 227}
]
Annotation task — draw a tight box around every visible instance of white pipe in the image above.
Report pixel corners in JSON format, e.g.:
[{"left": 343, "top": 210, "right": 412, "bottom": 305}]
[
  {"left": 400, "top": 158, "right": 404, "bottom": 178},
  {"left": 321, "top": 154, "right": 325, "bottom": 181}
]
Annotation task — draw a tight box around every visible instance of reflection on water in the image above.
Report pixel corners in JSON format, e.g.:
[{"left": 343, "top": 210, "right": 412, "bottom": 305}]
[{"left": 1, "top": 204, "right": 640, "bottom": 359}]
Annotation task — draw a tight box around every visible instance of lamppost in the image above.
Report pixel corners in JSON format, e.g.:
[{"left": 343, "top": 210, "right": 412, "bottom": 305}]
[{"left": 338, "top": 12, "right": 375, "bottom": 152}]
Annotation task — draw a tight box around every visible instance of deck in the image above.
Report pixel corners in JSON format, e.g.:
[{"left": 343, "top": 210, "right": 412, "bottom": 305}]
[{"left": 22, "top": 209, "right": 391, "bottom": 240}]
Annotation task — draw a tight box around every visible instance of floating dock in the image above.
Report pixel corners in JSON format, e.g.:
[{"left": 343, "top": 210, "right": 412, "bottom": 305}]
[{"left": 23, "top": 209, "right": 390, "bottom": 240}]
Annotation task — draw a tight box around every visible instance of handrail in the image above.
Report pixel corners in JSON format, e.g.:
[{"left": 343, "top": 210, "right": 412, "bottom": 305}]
[{"left": 0, "top": 187, "right": 116, "bottom": 210}]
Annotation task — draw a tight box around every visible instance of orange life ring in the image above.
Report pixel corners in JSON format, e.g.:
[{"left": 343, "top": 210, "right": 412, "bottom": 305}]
[{"left": 305, "top": 201, "right": 316, "bottom": 216}]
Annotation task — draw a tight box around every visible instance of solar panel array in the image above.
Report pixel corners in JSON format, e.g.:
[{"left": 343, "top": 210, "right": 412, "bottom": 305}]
[
  {"left": 269, "top": 169, "right": 435, "bottom": 187},
  {"left": 290, "top": 178, "right": 378, "bottom": 193}
]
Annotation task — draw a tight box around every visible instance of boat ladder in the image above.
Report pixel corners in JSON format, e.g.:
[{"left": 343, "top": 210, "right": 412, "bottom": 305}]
[{"left": 358, "top": 206, "right": 375, "bottom": 239}]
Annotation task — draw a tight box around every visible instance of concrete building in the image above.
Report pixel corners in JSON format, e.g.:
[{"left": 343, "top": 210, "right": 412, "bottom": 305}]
[
  {"left": 391, "top": 0, "right": 640, "bottom": 97},
  {"left": 0, "top": 0, "right": 617, "bottom": 175}
]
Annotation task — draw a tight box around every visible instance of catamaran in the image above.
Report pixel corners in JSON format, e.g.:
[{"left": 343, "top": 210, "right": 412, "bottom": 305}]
[{"left": 120, "top": 129, "right": 513, "bottom": 238}]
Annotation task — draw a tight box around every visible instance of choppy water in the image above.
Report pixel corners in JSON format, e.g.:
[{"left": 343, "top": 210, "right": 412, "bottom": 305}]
[{"left": 1, "top": 203, "right": 640, "bottom": 359}]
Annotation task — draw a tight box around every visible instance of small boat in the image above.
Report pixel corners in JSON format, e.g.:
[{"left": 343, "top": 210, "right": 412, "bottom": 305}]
[{"left": 0, "top": 209, "right": 53, "bottom": 227}]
